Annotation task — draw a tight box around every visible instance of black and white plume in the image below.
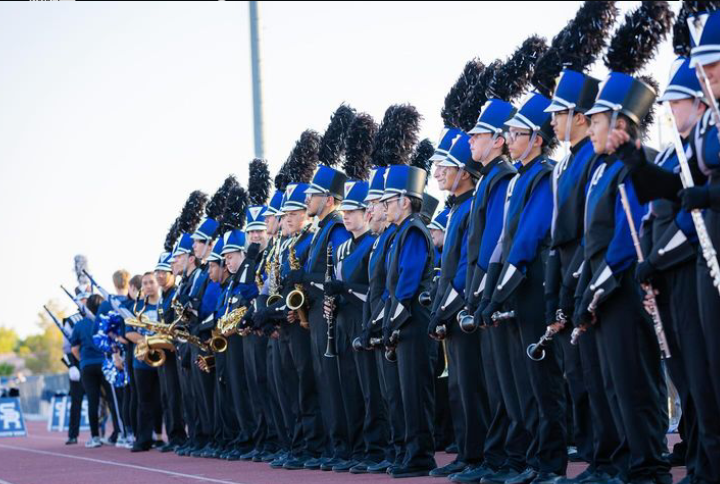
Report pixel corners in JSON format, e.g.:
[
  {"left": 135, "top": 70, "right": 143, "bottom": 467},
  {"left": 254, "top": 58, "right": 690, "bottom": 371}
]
[
  {"left": 344, "top": 112, "right": 377, "bottom": 181},
  {"left": 672, "top": 2, "right": 720, "bottom": 57},
  {"left": 164, "top": 218, "right": 180, "bottom": 253},
  {"left": 286, "top": 130, "right": 321, "bottom": 184},
  {"left": 460, "top": 60, "right": 502, "bottom": 131},
  {"left": 604, "top": 1, "right": 673, "bottom": 75},
  {"left": 249, "top": 158, "right": 271, "bottom": 206},
  {"left": 441, "top": 59, "right": 485, "bottom": 130},
  {"left": 221, "top": 184, "right": 249, "bottom": 233},
  {"left": 371, "top": 104, "right": 422, "bottom": 167},
  {"left": 178, "top": 190, "right": 208, "bottom": 235},
  {"left": 319, "top": 104, "right": 356, "bottom": 167},
  {"left": 206, "top": 175, "right": 238, "bottom": 222},
  {"left": 487, "top": 35, "right": 548, "bottom": 102},
  {"left": 411, "top": 139, "right": 435, "bottom": 185}
]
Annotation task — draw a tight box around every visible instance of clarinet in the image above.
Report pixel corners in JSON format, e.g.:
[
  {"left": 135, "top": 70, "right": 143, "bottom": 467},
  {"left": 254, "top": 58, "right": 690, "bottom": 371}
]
[{"left": 324, "top": 242, "right": 337, "bottom": 358}]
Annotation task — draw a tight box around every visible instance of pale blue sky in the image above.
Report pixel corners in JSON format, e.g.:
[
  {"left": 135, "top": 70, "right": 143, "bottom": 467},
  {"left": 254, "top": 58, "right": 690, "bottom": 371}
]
[{"left": 0, "top": 1, "right": 677, "bottom": 337}]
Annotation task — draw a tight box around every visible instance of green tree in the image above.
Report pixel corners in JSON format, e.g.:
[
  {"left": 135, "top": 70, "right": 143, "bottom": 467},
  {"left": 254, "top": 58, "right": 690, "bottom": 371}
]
[
  {"left": 17, "top": 299, "right": 69, "bottom": 374},
  {"left": 0, "top": 326, "right": 18, "bottom": 353},
  {"left": 0, "top": 362, "right": 14, "bottom": 377}
]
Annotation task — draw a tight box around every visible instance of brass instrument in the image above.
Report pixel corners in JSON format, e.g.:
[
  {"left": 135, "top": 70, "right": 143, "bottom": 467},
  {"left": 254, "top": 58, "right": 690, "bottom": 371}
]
[
  {"left": 286, "top": 225, "right": 311, "bottom": 328},
  {"left": 219, "top": 306, "right": 249, "bottom": 338},
  {"left": 267, "top": 238, "right": 284, "bottom": 306},
  {"left": 195, "top": 354, "right": 215, "bottom": 373},
  {"left": 127, "top": 297, "right": 172, "bottom": 367}
]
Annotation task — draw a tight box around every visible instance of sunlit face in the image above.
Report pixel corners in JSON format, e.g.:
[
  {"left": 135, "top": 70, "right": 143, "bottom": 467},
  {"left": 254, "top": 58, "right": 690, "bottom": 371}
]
[
  {"left": 699, "top": 59, "right": 720, "bottom": 98},
  {"left": 469, "top": 132, "right": 495, "bottom": 162},
  {"left": 506, "top": 128, "right": 533, "bottom": 160},
  {"left": 265, "top": 215, "right": 278, "bottom": 236},
  {"left": 283, "top": 209, "right": 307, "bottom": 235},
  {"left": 224, "top": 251, "right": 245, "bottom": 274},
  {"left": 280, "top": 215, "right": 291, "bottom": 237},
  {"left": 341, "top": 208, "right": 367, "bottom": 233},
  {"left": 669, "top": 98, "right": 706, "bottom": 133},
  {"left": 430, "top": 228, "right": 444, "bottom": 248},
  {"left": 367, "top": 200, "right": 385, "bottom": 233},
  {"left": 154, "top": 270, "right": 173, "bottom": 289},
  {"left": 192, "top": 239, "right": 214, "bottom": 260},
  {"left": 383, "top": 196, "right": 409, "bottom": 224},
  {"left": 305, "top": 194, "right": 325, "bottom": 217},
  {"left": 434, "top": 164, "right": 460, "bottom": 192},
  {"left": 247, "top": 229, "right": 268, "bottom": 248},
  {"left": 550, "top": 111, "right": 569, "bottom": 140},
  {"left": 588, "top": 113, "right": 610, "bottom": 154},
  {"left": 208, "top": 261, "right": 224, "bottom": 283},
  {"left": 141, "top": 273, "right": 159, "bottom": 298},
  {"left": 172, "top": 253, "right": 189, "bottom": 273}
]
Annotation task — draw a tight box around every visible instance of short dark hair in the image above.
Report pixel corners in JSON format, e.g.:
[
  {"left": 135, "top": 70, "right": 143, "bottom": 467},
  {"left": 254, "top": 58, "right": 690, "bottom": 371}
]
[
  {"left": 129, "top": 275, "right": 143, "bottom": 291},
  {"left": 410, "top": 197, "right": 423, "bottom": 214},
  {"left": 86, "top": 294, "right": 104, "bottom": 315}
]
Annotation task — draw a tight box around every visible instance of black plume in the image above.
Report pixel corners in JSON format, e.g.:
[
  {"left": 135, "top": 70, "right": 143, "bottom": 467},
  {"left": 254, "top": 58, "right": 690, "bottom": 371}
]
[
  {"left": 487, "top": 35, "right": 548, "bottom": 101},
  {"left": 319, "top": 104, "right": 356, "bottom": 167},
  {"left": 164, "top": 218, "right": 180, "bottom": 252},
  {"left": 287, "top": 130, "right": 321, "bottom": 183},
  {"left": 411, "top": 139, "right": 435, "bottom": 185},
  {"left": 221, "top": 185, "right": 249, "bottom": 232},
  {"left": 605, "top": 1, "right": 674, "bottom": 74},
  {"left": 441, "top": 59, "right": 485, "bottom": 128},
  {"left": 637, "top": 75, "right": 660, "bottom": 133},
  {"left": 206, "top": 175, "right": 238, "bottom": 221},
  {"left": 373, "top": 104, "right": 422, "bottom": 167},
  {"left": 178, "top": 190, "right": 208, "bottom": 234},
  {"left": 673, "top": 3, "right": 692, "bottom": 57},
  {"left": 460, "top": 60, "right": 501, "bottom": 131},
  {"left": 344, "top": 113, "right": 377, "bottom": 181},
  {"left": 274, "top": 161, "right": 291, "bottom": 192},
  {"left": 532, "top": 1, "right": 618, "bottom": 96},
  {"left": 248, "top": 158, "right": 271, "bottom": 206}
]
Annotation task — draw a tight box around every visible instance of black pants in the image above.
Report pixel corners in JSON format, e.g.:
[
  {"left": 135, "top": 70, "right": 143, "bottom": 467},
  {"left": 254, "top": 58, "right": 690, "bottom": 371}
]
[
  {"left": 225, "top": 334, "right": 255, "bottom": 451},
  {"left": 395, "top": 316, "right": 437, "bottom": 470},
  {"left": 175, "top": 346, "right": 197, "bottom": 444},
  {"left": 68, "top": 377, "right": 85, "bottom": 439},
  {"left": 445, "top": 320, "right": 490, "bottom": 465},
  {"left": 593, "top": 270, "right": 670, "bottom": 482},
  {"left": 280, "top": 319, "right": 325, "bottom": 457},
  {"left": 376, "top": 346, "right": 405, "bottom": 465},
  {"left": 308, "top": 299, "right": 348, "bottom": 459},
  {"left": 124, "top": 344, "right": 138, "bottom": 435},
  {"left": 479, "top": 326, "right": 510, "bottom": 470},
  {"left": 243, "top": 333, "right": 278, "bottom": 452},
  {"left": 133, "top": 367, "right": 162, "bottom": 448},
  {"left": 508, "top": 257, "right": 567, "bottom": 475},
  {"left": 190, "top": 345, "right": 215, "bottom": 445},
  {"left": 267, "top": 336, "right": 293, "bottom": 452},
  {"left": 433, "top": 349, "right": 455, "bottom": 452},
  {"left": 81, "top": 364, "right": 120, "bottom": 439},
  {"left": 214, "top": 353, "right": 241, "bottom": 448},
  {"left": 158, "top": 353, "right": 186, "bottom": 444},
  {"left": 336, "top": 307, "right": 378, "bottom": 461}
]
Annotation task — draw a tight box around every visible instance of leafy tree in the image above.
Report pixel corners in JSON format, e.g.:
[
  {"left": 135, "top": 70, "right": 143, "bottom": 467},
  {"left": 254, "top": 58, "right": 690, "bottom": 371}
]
[
  {"left": 17, "top": 299, "right": 69, "bottom": 374},
  {"left": 0, "top": 326, "right": 18, "bottom": 353}
]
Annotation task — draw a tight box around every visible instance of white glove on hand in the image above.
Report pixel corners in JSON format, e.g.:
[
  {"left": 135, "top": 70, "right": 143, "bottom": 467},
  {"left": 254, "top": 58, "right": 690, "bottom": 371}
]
[{"left": 68, "top": 366, "right": 81, "bottom": 382}]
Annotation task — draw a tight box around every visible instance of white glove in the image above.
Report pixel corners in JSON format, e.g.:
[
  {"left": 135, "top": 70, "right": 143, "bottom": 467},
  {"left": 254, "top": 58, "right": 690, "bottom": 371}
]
[{"left": 68, "top": 366, "right": 81, "bottom": 382}]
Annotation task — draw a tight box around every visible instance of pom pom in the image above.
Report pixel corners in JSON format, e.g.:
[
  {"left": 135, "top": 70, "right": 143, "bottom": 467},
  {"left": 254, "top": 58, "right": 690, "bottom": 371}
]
[
  {"left": 206, "top": 175, "right": 238, "bottom": 220},
  {"left": 248, "top": 158, "right": 271, "bottom": 206},
  {"left": 411, "top": 139, "right": 435, "bottom": 185},
  {"left": 318, "top": 104, "right": 356, "bottom": 167},
  {"left": 441, "top": 59, "right": 485, "bottom": 129},
  {"left": 286, "top": 130, "right": 321, "bottom": 183},
  {"left": 178, "top": 190, "right": 208, "bottom": 234},
  {"left": 605, "top": 1, "right": 674, "bottom": 74},
  {"left": 487, "top": 35, "right": 548, "bottom": 101},
  {"left": 343, "top": 113, "right": 377, "bottom": 181}
]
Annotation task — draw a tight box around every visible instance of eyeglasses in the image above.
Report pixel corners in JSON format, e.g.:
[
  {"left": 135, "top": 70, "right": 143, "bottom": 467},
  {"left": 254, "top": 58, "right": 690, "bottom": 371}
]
[
  {"left": 382, "top": 197, "right": 400, "bottom": 209},
  {"left": 505, "top": 131, "right": 531, "bottom": 142},
  {"left": 550, "top": 111, "right": 570, "bottom": 121}
]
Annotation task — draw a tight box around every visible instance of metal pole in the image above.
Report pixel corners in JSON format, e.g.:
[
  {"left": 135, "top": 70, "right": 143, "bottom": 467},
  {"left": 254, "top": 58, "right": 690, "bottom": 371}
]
[{"left": 249, "top": 1, "right": 265, "bottom": 159}]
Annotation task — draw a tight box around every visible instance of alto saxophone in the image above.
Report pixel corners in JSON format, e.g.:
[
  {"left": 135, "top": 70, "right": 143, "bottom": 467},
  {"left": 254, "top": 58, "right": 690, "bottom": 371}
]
[{"left": 286, "top": 225, "right": 311, "bottom": 328}]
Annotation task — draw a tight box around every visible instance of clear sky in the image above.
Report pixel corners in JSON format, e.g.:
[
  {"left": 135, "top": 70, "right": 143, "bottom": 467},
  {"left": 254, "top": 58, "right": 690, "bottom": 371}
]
[{"left": 0, "top": 1, "right": 678, "bottom": 337}]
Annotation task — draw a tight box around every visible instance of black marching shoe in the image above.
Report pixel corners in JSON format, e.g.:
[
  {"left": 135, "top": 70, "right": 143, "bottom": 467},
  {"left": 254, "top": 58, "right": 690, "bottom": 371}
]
[
  {"left": 269, "top": 451, "right": 289, "bottom": 469},
  {"left": 65, "top": 437, "right": 78, "bottom": 445},
  {"left": 530, "top": 472, "right": 564, "bottom": 484},
  {"left": 505, "top": 467, "right": 538, "bottom": 484},
  {"left": 349, "top": 460, "right": 378, "bottom": 474},
  {"left": 319, "top": 457, "right": 344, "bottom": 471},
  {"left": 333, "top": 459, "right": 359, "bottom": 472},
  {"left": 389, "top": 465, "right": 435, "bottom": 478},
  {"left": 239, "top": 448, "right": 260, "bottom": 461},
  {"left": 450, "top": 463, "right": 496, "bottom": 483},
  {"left": 430, "top": 459, "right": 468, "bottom": 477},
  {"left": 481, "top": 467, "right": 520, "bottom": 484},
  {"left": 131, "top": 443, "right": 151, "bottom": 453},
  {"left": 283, "top": 455, "right": 310, "bottom": 470},
  {"left": 367, "top": 460, "right": 393, "bottom": 474},
  {"left": 304, "top": 457, "right": 327, "bottom": 470}
]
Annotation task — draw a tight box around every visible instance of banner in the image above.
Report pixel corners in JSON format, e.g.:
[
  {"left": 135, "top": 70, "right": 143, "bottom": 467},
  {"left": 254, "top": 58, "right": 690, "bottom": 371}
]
[
  {"left": 0, "top": 398, "right": 26, "bottom": 437},
  {"left": 47, "top": 396, "right": 90, "bottom": 432}
]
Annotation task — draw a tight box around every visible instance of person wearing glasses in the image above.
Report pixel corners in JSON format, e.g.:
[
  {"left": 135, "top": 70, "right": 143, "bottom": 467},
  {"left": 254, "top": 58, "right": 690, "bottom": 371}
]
[{"left": 380, "top": 164, "right": 437, "bottom": 478}]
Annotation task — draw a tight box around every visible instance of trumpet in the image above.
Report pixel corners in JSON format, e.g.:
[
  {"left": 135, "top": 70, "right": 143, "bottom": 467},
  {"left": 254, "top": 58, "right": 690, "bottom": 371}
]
[{"left": 195, "top": 354, "right": 215, "bottom": 373}]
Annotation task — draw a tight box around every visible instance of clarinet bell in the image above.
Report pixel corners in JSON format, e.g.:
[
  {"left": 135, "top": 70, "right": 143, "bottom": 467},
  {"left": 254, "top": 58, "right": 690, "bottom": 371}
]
[
  {"left": 384, "top": 346, "right": 397, "bottom": 362},
  {"left": 457, "top": 310, "right": 478, "bottom": 334},
  {"left": 526, "top": 343, "right": 545, "bottom": 361},
  {"left": 352, "top": 337, "right": 364, "bottom": 352}
]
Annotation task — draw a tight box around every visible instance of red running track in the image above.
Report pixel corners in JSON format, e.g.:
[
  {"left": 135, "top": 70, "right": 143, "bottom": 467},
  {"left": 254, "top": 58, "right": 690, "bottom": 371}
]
[{"left": 0, "top": 421, "right": 687, "bottom": 484}]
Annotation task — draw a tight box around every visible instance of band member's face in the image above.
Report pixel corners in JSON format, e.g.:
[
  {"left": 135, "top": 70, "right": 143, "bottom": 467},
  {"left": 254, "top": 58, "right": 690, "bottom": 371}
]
[
  {"left": 588, "top": 113, "right": 610, "bottom": 154},
  {"left": 248, "top": 229, "right": 268, "bottom": 247},
  {"left": 550, "top": 111, "right": 569, "bottom": 140},
  {"left": 283, "top": 209, "right": 306, "bottom": 234},
  {"left": 700, "top": 59, "right": 720, "bottom": 98},
  {"left": 507, "top": 128, "right": 533, "bottom": 160},
  {"left": 280, "top": 216, "right": 291, "bottom": 237},
  {"left": 367, "top": 199, "right": 385, "bottom": 227},
  {"left": 430, "top": 229, "right": 444, "bottom": 248},
  {"left": 173, "top": 252, "right": 189, "bottom": 270},
  {"left": 383, "top": 196, "right": 405, "bottom": 223},
  {"left": 208, "top": 261, "right": 223, "bottom": 282},
  {"left": 265, "top": 215, "right": 278, "bottom": 235},
  {"left": 224, "top": 251, "right": 245, "bottom": 274},
  {"left": 128, "top": 286, "right": 139, "bottom": 300},
  {"left": 154, "top": 270, "right": 172, "bottom": 289},
  {"left": 669, "top": 98, "right": 706, "bottom": 133},
  {"left": 305, "top": 194, "right": 325, "bottom": 217},
  {"left": 469, "top": 132, "right": 493, "bottom": 162},
  {"left": 434, "top": 164, "right": 459, "bottom": 191},
  {"left": 341, "top": 209, "right": 367, "bottom": 232},
  {"left": 141, "top": 274, "right": 159, "bottom": 298},
  {"left": 192, "top": 239, "right": 214, "bottom": 260}
]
